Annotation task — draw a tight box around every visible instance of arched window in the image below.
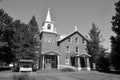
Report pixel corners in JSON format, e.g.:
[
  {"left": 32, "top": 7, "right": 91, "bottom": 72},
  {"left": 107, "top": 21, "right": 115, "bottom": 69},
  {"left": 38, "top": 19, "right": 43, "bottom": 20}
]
[{"left": 47, "top": 24, "right": 51, "bottom": 29}]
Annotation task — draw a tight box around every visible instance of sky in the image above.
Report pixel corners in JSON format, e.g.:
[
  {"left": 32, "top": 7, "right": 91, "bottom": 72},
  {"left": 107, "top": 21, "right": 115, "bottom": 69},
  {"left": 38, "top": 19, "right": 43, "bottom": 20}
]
[{"left": 0, "top": 0, "right": 116, "bottom": 52}]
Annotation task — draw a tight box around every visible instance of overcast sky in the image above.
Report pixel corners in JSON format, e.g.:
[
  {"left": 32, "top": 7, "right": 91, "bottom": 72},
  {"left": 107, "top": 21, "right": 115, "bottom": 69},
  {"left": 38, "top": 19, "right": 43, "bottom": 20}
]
[{"left": 0, "top": 0, "right": 116, "bottom": 52}]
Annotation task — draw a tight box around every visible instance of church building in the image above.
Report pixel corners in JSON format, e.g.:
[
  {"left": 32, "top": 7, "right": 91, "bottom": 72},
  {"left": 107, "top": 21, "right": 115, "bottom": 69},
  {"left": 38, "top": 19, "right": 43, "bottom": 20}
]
[{"left": 39, "top": 8, "right": 91, "bottom": 70}]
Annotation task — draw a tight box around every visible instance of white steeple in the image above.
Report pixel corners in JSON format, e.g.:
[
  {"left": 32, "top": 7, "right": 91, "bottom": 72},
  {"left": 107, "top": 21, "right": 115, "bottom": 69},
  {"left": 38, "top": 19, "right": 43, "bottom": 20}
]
[
  {"left": 45, "top": 8, "right": 52, "bottom": 22},
  {"left": 42, "top": 8, "right": 56, "bottom": 33}
]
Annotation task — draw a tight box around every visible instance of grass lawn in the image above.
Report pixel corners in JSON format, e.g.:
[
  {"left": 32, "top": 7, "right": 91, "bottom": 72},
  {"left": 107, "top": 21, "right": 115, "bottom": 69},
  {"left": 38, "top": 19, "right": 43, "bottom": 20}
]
[{"left": 1, "top": 71, "right": 120, "bottom": 80}]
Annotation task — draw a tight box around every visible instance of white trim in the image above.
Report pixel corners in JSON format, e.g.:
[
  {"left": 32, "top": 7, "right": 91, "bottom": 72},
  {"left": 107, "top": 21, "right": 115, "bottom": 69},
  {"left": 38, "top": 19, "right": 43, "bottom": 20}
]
[
  {"left": 77, "top": 53, "right": 91, "bottom": 57},
  {"left": 87, "top": 67, "right": 91, "bottom": 71},
  {"left": 42, "top": 50, "right": 61, "bottom": 55},
  {"left": 57, "top": 56, "right": 60, "bottom": 69},
  {"left": 42, "top": 55, "right": 44, "bottom": 70},
  {"left": 87, "top": 58, "right": 91, "bottom": 71},
  {"left": 78, "top": 58, "right": 81, "bottom": 71}
]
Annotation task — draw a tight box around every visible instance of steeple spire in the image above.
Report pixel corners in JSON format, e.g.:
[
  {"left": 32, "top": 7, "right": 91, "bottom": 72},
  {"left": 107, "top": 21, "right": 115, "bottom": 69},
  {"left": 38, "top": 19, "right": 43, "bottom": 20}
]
[
  {"left": 42, "top": 8, "right": 56, "bottom": 33},
  {"left": 45, "top": 8, "right": 52, "bottom": 22}
]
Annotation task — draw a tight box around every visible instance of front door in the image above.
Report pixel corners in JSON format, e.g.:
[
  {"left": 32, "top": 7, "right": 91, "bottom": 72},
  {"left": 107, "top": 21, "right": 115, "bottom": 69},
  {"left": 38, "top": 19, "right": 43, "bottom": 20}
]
[
  {"left": 45, "top": 56, "right": 52, "bottom": 69},
  {"left": 44, "top": 55, "right": 58, "bottom": 69}
]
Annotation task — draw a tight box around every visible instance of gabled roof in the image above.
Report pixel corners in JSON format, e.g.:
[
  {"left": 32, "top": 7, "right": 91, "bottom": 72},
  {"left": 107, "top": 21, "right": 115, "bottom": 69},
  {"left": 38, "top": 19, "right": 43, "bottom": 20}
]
[
  {"left": 71, "top": 53, "right": 91, "bottom": 57},
  {"left": 42, "top": 50, "right": 61, "bottom": 55},
  {"left": 57, "top": 31, "right": 88, "bottom": 44}
]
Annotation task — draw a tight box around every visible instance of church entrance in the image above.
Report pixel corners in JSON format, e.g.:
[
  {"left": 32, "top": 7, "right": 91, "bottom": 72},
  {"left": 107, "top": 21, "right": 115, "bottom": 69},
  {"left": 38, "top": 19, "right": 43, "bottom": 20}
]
[
  {"left": 44, "top": 55, "right": 57, "bottom": 69},
  {"left": 42, "top": 51, "right": 60, "bottom": 69}
]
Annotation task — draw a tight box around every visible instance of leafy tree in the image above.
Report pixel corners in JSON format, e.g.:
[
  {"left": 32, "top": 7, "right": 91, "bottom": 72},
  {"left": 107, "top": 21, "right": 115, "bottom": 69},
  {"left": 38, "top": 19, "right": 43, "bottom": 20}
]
[
  {"left": 86, "top": 23, "right": 106, "bottom": 70},
  {"left": 110, "top": 0, "right": 120, "bottom": 71}
]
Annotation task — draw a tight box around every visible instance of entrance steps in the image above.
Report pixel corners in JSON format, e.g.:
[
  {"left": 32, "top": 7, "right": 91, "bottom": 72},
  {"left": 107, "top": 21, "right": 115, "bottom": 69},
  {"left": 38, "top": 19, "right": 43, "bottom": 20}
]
[{"left": 81, "top": 68, "right": 89, "bottom": 71}]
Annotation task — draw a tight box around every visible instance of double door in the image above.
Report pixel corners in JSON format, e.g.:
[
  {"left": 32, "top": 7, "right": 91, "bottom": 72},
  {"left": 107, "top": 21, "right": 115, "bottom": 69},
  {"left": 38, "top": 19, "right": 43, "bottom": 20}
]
[
  {"left": 45, "top": 58, "right": 52, "bottom": 69},
  {"left": 44, "top": 55, "right": 57, "bottom": 69}
]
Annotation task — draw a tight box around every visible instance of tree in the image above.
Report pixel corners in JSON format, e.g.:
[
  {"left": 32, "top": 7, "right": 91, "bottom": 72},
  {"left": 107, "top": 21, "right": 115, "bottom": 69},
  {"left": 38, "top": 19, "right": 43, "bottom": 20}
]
[
  {"left": 29, "top": 15, "right": 39, "bottom": 34},
  {"left": 29, "top": 15, "right": 40, "bottom": 69},
  {"left": 0, "top": 9, "right": 15, "bottom": 65},
  {"left": 12, "top": 20, "right": 37, "bottom": 60},
  {"left": 96, "top": 51, "right": 110, "bottom": 71},
  {"left": 86, "top": 23, "right": 107, "bottom": 70},
  {"left": 110, "top": 0, "right": 120, "bottom": 71}
]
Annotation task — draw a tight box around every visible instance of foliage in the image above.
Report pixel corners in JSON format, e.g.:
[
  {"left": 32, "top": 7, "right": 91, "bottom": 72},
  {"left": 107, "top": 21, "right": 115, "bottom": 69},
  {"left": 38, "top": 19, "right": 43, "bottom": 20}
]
[
  {"left": 86, "top": 23, "right": 105, "bottom": 62},
  {"left": 0, "top": 9, "right": 15, "bottom": 64},
  {"left": 96, "top": 52, "right": 110, "bottom": 72},
  {"left": 0, "top": 9, "right": 40, "bottom": 65},
  {"left": 86, "top": 23, "right": 108, "bottom": 70},
  {"left": 29, "top": 15, "right": 39, "bottom": 34},
  {"left": 29, "top": 15, "right": 40, "bottom": 68},
  {"left": 12, "top": 20, "right": 37, "bottom": 60},
  {"left": 110, "top": 0, "right": 120, "bottom": 71}
]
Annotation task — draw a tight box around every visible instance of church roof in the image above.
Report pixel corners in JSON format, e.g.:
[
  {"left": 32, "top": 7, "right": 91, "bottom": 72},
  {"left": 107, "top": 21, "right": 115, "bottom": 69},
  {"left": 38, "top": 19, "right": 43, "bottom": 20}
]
[{"left": 57, "top": 31, "right": 88, "bottom": 44}]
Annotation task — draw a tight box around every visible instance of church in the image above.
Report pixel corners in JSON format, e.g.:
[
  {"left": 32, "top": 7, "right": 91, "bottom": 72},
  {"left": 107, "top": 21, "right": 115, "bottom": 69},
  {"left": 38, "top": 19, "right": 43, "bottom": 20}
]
[{"left": 38, "top": 8, "right": 91, "bottom": 71}]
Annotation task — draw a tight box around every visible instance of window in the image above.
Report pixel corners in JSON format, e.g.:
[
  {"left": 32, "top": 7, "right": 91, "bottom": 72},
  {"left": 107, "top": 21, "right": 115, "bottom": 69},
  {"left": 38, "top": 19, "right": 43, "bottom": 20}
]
[
  {"left": 47, "top": 24, "right": 51, "bottom": 29},
  {"left": 66, "top": 46, "right": 70, "bottom": 52},
  {"left": 75, "top": 37, "right": 79, "bottom": 44},
  {"left": 65, "top": 57, "right": 69, "bottom": 65},
  {"left": 68, "top": 37, "right": 72, "bottom": 43},
  {"left": 82, "top": 39, "right": 86, "bottom": 45},
  {"left": 82, "top": 39, "right": 85, "bottom": 44},
  {"left": 76, "top": 46, "right": 79, "bottom": 53}
]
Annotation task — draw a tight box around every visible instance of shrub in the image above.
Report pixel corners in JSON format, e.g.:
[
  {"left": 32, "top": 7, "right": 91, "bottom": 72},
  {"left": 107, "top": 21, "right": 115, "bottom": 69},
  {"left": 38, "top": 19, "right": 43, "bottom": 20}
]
[
  {"left": 12, "top": 66, "right": 19, "bottom": 72},
  {"left": 96, "top": 54, "right": 110, "bottom": 72},
  {"left": 13, "top": 73, "right": 35, "bottom": 80}
]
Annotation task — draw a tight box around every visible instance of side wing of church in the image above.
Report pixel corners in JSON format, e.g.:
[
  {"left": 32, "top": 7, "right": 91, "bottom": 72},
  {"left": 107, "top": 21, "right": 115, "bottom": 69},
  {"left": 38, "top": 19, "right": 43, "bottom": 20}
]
[{"left": 39, "top": 8, "right": 91, "bottom": 70}]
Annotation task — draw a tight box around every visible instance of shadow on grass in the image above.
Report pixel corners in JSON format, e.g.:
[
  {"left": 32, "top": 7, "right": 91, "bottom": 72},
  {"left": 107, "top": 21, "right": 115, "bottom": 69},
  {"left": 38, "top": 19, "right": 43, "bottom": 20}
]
[
  {"left": 98, "top": 70, "right": 120, "bottom": 75},
  {"left": 13, "top": 73, "right": 35, "bottom": 80},
  {"left": 0, "top": 67, "right": 11, "bottom": 71}
]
